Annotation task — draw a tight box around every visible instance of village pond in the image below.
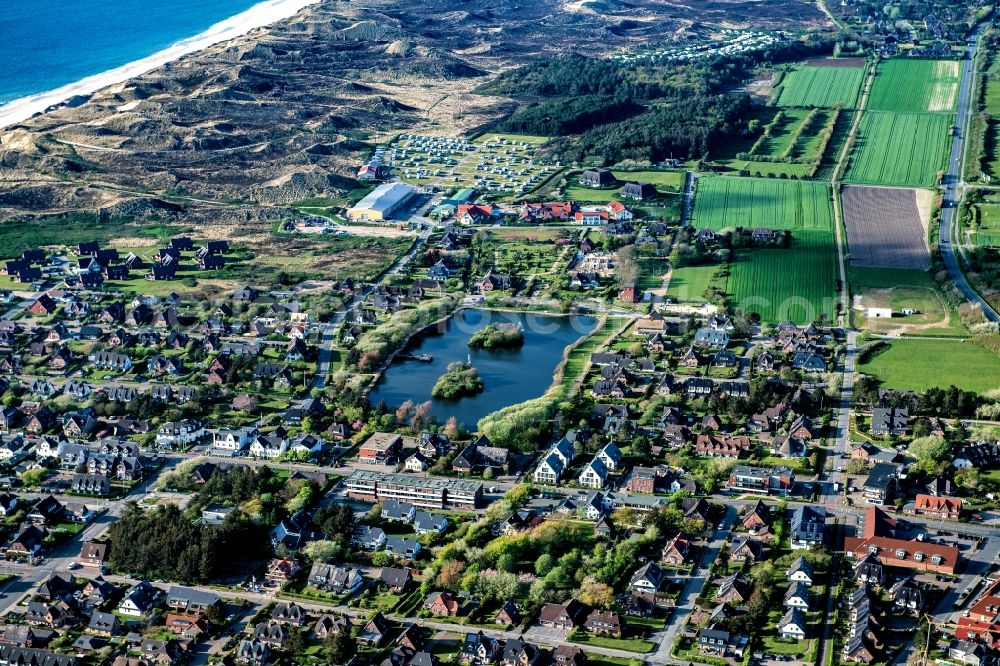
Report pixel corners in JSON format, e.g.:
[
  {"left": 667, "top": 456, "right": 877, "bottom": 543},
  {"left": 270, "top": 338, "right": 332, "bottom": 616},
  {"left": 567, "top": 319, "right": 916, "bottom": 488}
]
[{"left": 369, "top": 309, "right": 597, "bottom": 428}]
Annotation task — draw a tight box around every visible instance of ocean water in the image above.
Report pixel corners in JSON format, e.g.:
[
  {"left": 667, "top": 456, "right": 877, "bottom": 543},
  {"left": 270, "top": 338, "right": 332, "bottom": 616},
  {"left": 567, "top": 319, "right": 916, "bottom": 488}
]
[{"left": 0, "top": 0, "right": 262, "bottom": 106}]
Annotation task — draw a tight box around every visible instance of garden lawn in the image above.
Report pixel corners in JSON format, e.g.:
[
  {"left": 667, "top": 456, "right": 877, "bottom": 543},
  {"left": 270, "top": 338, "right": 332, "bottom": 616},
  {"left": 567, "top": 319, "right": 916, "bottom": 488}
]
[
  {"left": 569, "top": 632, "right": 654, "bottom": 653},
  {"left": 973, "top": 204, "right": 1000, "bottom": 247},
  {"left": 761, "top": 635, "right": 815, "bottom": 657},
  {"left": 565, "top": 185, "right": 621, "bottom": 203},
  {"left": 691, "top": 176, "right": 834, "bottom": 231},
  {"left": 611, "top": 170, "right": 685, "bottom": 191},
  {"left": 726, "top": 230, "right": 838, "bottom": 324},
  {"left": 857, "top": 338, "right": 1000, "bottom": 394},
  {"left": 867, "top": 59, "right": 960, "bottom": 113},
  {"left": 777, "top": 65, "right": 865, "bottom": 108},
  {"left": 666, "top": 264, "right": 720, "bottom": 304},
  {"left": 844, "top": 111, "right": 952, "bottom": 187}
]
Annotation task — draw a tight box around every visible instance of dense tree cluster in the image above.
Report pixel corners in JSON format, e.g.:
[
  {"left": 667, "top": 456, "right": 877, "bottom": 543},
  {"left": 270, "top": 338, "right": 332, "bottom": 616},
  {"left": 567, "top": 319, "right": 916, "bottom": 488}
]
[
  {"left": 468, "top": 323, "right": 525, "bottom": 350},
  {"left": 497, "top": 96, "right": 641, "bottom": 137},
  {"left": 854, "top": 374, "right": 979, "bottom": 417},
  {"left": 107, "top": 503, "right": 267, "bottom": 582},
  {"left": 552, "top": 95, "right": 753, "bottom": 165},
  {"left": 485, "top": 36, "right": 834, "bottom": 165}
]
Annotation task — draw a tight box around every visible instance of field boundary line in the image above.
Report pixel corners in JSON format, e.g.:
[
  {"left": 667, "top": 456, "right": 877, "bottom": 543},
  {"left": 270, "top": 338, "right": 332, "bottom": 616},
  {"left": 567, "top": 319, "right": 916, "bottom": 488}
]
[{"left": 831, "top": 60, "right": 875, "bottom": 327}]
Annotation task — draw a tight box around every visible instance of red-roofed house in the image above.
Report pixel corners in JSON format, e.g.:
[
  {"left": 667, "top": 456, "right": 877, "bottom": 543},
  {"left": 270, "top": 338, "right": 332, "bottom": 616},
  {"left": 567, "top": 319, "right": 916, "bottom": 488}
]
[
  {"left": 955, "top": 579, "right": 1000, "bottom": 647},
  {"left": 457, "top": 204, "right": 496, "bottom": 224},
  {"left": 695, "top": 435, "right": 751, "bottom": 459},
  {"left": 575, "top": 210, "right": 609, "bottom": 225},
  {"left": 843, "top": 507, "right": 959, "bottom": 574},
  {"left": 605, "top": 201, "right": 633, "bottom": 221},
  {"left": 520, "top": 202, "right": 575, "bottom": 222},
  {"left": 912, "top": 494, "right": 962, "bottom": 520},
  {"left": 661, "top": 533, "right": 692, "bottom": 565}
]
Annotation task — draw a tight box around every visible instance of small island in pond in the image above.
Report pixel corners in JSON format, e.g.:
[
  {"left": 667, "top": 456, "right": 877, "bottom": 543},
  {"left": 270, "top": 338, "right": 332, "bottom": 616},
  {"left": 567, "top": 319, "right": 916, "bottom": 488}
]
[
  {"left": 468, "top": 323, "right": 525, "bottom": 350},
  {"left": 432, "top": 361, "right": 485, "bottom": 399}
]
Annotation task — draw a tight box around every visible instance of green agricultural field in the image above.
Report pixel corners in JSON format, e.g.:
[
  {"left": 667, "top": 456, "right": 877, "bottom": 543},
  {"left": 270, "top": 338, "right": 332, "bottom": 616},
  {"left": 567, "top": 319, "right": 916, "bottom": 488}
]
[
  {"left": 690, "top": 177, "right": 834, "bottom": 231},
  {"left": 844, "top": 111, "right": 952, "bottom": 187},
  {"left": 725, "top": 230, "right": 838, "bottom": 324},
  {"left": 717, "top": 160, "right": 816, "bottom": 178},
  {"left": 858, "top": 338, "right": 1000, "bottom": 394},
  {"left": 666, "top": 264, "right": 721, "bottom": 304},
  {"left": 984, "top": 57, "right": 1000, "bottom": 179},
  {"left": 867, "top": 59, "right": 960, "bottom": 113},
  {"left": 776, "top": 65, "right": 865, "bottom": 108},
  {"left": 755, "top": 109, "right": 815, "bottom": 157}
]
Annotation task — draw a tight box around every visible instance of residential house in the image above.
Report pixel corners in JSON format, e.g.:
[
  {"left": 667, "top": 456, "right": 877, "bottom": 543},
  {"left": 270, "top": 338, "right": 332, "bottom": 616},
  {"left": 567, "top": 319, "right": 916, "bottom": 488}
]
[
  {"left": 271, "top": 601, "right": 308, "bottom": 627},
  {"left": 424, "top": 591, "right": 459, "bottom": 617},
  {"left": 358, "top": 432, "right": 402, "bottom": 465},
  {"left": 629, "top": 562, "right": 666, "bottom": 597},
  {"left": 697, "top": 626, "right": 748, "bottom": 659},
  {"left": 730, "top": 535, "right": 763, "bottom": 564},
  {"left": 538, "top": 599, "right": 585, "bottom": 631},
  {"left": 584, "top": 610, "right": 622, "bottom": 637},
  {"left": 380, "top": 567, "right": 412, "bottom": 594},
  {"left": 307, "top": 563, "right": 363, "bottom": 595},
  {"left": 777, "top": 608, "right": 807, "bottom": 640},
  {"left": 913, "top": 494, "right": 961, "bottom": 520},
  {"left": 727, "top": 465, "right": 795, "bottom": 496},
  {"left": 871, "top": 407, "right": 909, "bottom": 437},
  {"left": 790, "top": 505, "right": 826, "bottom": 549},
  {"left": 313, "top": 614, "right": 351, "bottom": 640},
  {"left": 788, "top": 556, "right": 814, "bottom": 586},
  {"left": 784, "top": 581, "right": 811, "bottom": 610},
  {"left": 862, "top": 463, "right": 898, "bottom": 505},
  {"left": 844, "top": 506, "right": 960, "bottom": 575}
]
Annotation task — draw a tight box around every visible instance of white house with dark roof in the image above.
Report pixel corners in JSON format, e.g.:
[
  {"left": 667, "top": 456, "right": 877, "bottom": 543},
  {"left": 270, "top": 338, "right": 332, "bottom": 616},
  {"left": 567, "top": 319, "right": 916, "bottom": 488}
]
[{"left": 578, "top": 457, "right": 609, "bottom": 489}]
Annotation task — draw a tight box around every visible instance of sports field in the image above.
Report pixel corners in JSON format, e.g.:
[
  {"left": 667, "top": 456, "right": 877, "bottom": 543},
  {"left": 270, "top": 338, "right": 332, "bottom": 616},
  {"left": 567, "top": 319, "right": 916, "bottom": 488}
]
[
  {"left": 690, "top": 177, "right": 834, "bottom": 231},
  {"left": 776, "top": 65, "right": 865, "bottom": 109},
  {"left": 858, "top": 338, "right": 1000, "bottom": 394},
  {"left": 867, "top": 59, "right": 960, "bottom": 113},
  {"left": 844, "top": 111, "right": 952, "bottom": 187},
  {"left": 726, "top": 230, "right": 838, "bottom": 324}
]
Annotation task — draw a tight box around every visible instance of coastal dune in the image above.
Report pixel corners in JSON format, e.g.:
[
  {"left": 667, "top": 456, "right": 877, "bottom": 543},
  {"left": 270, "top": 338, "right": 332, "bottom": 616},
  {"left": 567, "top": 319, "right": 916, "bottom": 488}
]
[{"left": 0, "top": 0, "right": 320, "bottom": 130}]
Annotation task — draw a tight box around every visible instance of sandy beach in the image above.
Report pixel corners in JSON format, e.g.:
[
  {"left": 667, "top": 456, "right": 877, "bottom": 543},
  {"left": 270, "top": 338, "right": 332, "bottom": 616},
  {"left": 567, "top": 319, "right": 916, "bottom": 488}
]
[{"left": 0, "top": 0, "right": 319, "bottom": 130}]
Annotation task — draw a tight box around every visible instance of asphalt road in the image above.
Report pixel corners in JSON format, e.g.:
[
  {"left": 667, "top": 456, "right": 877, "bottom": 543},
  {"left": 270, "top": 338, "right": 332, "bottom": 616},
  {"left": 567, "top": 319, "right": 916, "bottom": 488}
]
[
  {"left": 651, "top": 504, "right": 736, "bottom": 664},
  {"left": 939, "top": 28, "right": 1000, "bottom": 324},
  {"left": 311, "top": 222, "right": 432, "bottom": 389}
]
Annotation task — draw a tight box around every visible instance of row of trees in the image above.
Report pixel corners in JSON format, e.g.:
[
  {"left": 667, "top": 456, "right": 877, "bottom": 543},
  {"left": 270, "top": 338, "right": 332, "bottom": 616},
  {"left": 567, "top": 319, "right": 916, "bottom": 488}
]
[{"left": 854, "top": 374, "right": 980, "bottom": 417}]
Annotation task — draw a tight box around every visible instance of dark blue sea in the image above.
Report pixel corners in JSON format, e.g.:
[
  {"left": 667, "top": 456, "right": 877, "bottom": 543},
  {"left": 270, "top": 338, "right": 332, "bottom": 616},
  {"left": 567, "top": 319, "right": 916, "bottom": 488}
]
[{"left": 0, "top": 0, "right": 262, "bottom": 106}]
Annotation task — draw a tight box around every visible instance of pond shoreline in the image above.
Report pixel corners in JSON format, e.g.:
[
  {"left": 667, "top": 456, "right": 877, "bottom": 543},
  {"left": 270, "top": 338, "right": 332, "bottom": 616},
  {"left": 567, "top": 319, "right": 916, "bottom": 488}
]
[{"left": 367, "top": 308, "right": 598, "bottom": 428}]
